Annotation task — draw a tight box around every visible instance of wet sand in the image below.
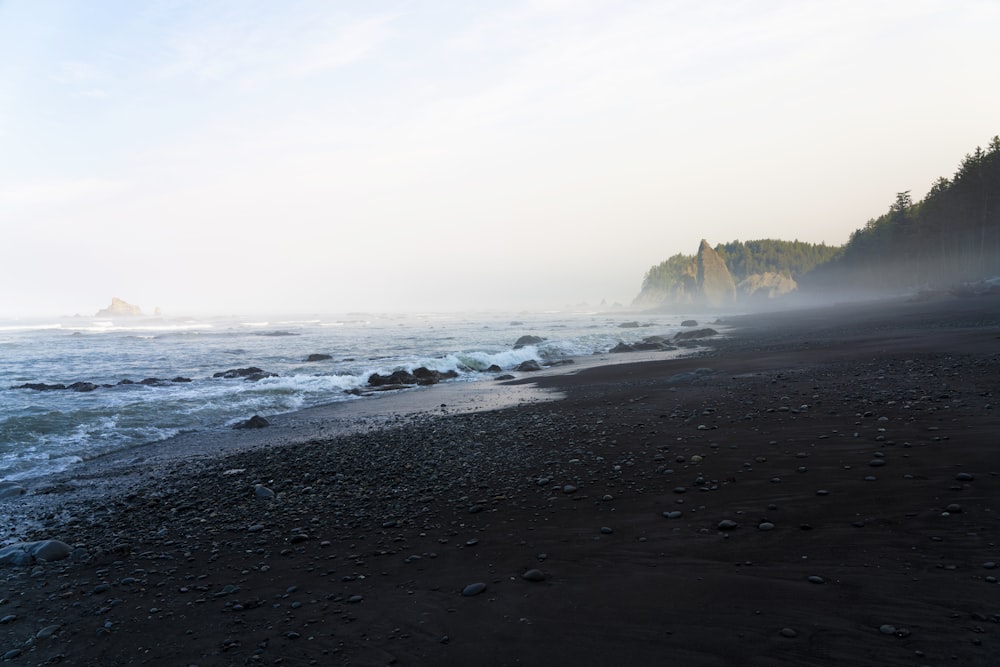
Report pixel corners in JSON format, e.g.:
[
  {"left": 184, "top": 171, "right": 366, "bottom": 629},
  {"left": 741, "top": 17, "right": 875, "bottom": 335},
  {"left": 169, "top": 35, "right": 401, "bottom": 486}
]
[{"left": 2, "top": 292, "right": 999, "bottom": 666}]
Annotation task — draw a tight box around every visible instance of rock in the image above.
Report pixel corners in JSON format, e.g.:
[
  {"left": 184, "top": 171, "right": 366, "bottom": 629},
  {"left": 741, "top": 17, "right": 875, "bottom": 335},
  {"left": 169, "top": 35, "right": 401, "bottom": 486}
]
[
  {"left": 955, "top": 472, "right": 974, "bottom": 482},
  {"left": 214, "top": 367, "right": 277, "bottom": 380},
  {"left": 233, "top": 415, "right": 270, "bottom": 429},
  {"left": 254, "top": 484, "right": 275, "bottom": 499},
  {"left": 412, "top": 367, "right": 459, "bottom": 385},
  {"left": 738, "top": 272, "right": 797, "bottom": 300},
  {"left": 96, "top": 297, "right": 142, "bottom": 317},
  {"left": 462, "top": 582, "right": 487, "bottom": 596},
  {"left": 717, "top": 520, "right": 738, "bottom": 531},
  {"left": 494, "top": 374, "right": 516, "bottom": 381},
  {"left": 879, "top": 624, "right": 896, "bottom": 635},
  {"left": 779, "top": 628, "right": 798, "bottom": 638},
  {"left": 0, "top": 540, "right": 73, "bottom": 567},
  {"left": 513, "top": 335, "right": 545, "bottom": 349},
  {"left": 609, "top": 342, "right": 636, "bottom": 353},
  {"left": 516, "top": 360, "right": 542, "bottom": 372},
  {"left": 681, "top": 319, "right": 698, "bottom": 326},
  {"left": 305, "top": 354, "right": 333, "bottom": 362},
  {"left": 807, "top": 575, "right": 825, "bottom": 584},
  {"left": 13, "top": 382, "right": 67, "bottom": 391},
  {"left": 0, "top": 482, "right": 27, "bottom": 500},
  {"left": 696, "top": 239, "right": 737, "bottom": 307},
  {"left": 522, "top": 569, "right": 546, "bottom": 582},
  {"left": 673, "top": 328, "right": 718, "bottom": 341},
  {"left": 368, "top": 370, "right": 418, "bottom": 386},
  {"left": 758, "top": 522, "right": 775, "bottom": 531},
  {"left": 618, "top": 321, "right": 641, "bottom": 328},
  {"left": 68, "top": 381, "right": 99, "bottom": 392}
]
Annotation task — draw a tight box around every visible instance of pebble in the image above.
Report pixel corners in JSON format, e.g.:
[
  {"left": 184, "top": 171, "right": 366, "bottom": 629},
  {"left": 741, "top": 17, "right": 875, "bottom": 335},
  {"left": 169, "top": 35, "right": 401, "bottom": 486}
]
[
  {"left": 879, "top": 624, "right": 896, "bottom": 635},
  {"left": 955, "top": 473, "right": 974, "bottom": 482},
  {"left": 462, "top": 582, "right": 487, "bottom": 597},
  {"left": 600, "top": 526, "right": 613, "bottom": 534},
  {"left": 717, "top": 520, "right": 738, "bottom": 531},
  {"left": 522, "top": 569, "right": 546, "bottom": 582},
  {"left": 779, "top": 628, "right": 798, "bottom": 638},
  {"left": 758, "top": 522, "right": 775, "bottom": 531},
  {"left": 254, "top": 484, "right": 274, "bottom": 499},
  {"left": 36, "top": 624, "right": 61, "bottom": 639},
  {"left": 662, "top": 511, "right": 683, "bottom": 519},
  {"left": 562, "top": 485, "right": 578, "bottom": 494},
  {"left": 807, "top": 575, "right": 825, "bottom": 584}
]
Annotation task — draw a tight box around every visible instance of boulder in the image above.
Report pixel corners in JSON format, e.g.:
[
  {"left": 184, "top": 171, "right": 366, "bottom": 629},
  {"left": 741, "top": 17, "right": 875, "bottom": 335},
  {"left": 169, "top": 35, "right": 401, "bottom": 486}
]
[
  {"left": 411, "top": 367, "right": 459, "bottom": 385},
  {"left": 0, "top": 482, "right": 27, "bottom": 500},
  {"left": 213, "top": 367, "right": 277, "bottom": 381},
  {"left": 609, "top": 342, "right": 636, "bottom": 353},
  {"left": 673, "top": 328, "right": 718, "bottom": 341},
  {"left": 13, "top": 383, "right": 67, "bottom": 391},
  {"left": 516, "top": 360, "right": 543, "bottom": 372},
  {"left": 0, "top": 540, "right": 73, "bottom": 567},
  {"left": 368, "top": 370, "right": 418, "bottom": 386},
  {"left": 513, "top": 335, "right": 545, "bottom": 350},
  {"left": 233, "top": 415, "right": 270, "bottom": 430}
]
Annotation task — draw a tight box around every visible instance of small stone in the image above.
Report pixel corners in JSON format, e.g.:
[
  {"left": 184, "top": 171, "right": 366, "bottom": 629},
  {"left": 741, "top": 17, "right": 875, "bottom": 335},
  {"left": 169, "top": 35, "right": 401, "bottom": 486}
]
[
  {"left": 879, "top": 624, "right": 896, "bottom": 635},
  {"left": 717, "top": 520, "right": 738, "bottom": 531},
  {"left": 955, "top": 472, "right": 974, "bottom": 482},
  {"left": 0, "top": 614, "right": 16, "bottom": 624},
  {"left": 36, "top": 624, "right": 61, "bottom": 639},
  {"left": 600, "top": 526, "right": 613, "bottom": 534},
  {"left": 869, "top": 459, "right": 886, "bottom": 467},
  {"left": 758, "top": 522, "right": 775, "bottom": 531},
  {"left": 254, "top": 484, "right": 275, "bottom": 499},
  {"left": 816, "top": 489, "right": 830, "bottom": 496},
  {"left": 522, "top": 569, "right": 546, "bottom": 582},
  {"left": 462, "top": 582, "right": 487, "bottom": 597},
  {"left": 945, "top": 503, "right": 962, "bottom": 513},
  {"left": 983, "top": 562, "right": 997, "bottom": 570},
  {"left": 662, "top": 511, "right": 682, "bottom": 519},
  {"left": 807, "top": 575, "right": 825, "bottom": 584},
  {"left": 779, "top": 628, "right": 798, "bottom": 638},
  {"left": 562, "top": 485, "right": 577, "bottom": 494}
]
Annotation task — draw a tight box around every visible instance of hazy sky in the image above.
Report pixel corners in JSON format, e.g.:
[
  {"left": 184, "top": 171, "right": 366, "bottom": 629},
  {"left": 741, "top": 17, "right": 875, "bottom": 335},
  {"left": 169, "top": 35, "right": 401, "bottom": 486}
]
[{"left": 2, "top": 0, "right": 998, "bottom": 317}]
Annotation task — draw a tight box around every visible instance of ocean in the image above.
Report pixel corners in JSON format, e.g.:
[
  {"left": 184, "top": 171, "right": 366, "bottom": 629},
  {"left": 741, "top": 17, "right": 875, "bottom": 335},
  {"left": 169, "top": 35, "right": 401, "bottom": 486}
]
[{"left": 0, "top": 309, "right": 711, "bottom": 482}]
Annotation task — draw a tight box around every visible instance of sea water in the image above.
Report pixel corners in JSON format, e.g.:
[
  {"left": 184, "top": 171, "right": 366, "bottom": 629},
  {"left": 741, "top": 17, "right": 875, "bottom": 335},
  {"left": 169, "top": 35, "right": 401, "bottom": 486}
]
[{"left": 0, "top": 310, "right": 710, "bottom": 482}]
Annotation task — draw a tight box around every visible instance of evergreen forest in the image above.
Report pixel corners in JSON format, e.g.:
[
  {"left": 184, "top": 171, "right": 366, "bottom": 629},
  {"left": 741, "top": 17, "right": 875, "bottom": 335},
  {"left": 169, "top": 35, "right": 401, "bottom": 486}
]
[{"left": 637, "top": 135, "right": 1000, "bottom": 304}]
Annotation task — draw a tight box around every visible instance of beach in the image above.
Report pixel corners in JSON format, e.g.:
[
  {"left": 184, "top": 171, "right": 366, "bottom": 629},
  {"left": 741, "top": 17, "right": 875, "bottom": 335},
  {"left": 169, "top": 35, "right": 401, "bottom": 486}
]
[{"left": 2, "top": 292, "right": 999, "bottom": 666}]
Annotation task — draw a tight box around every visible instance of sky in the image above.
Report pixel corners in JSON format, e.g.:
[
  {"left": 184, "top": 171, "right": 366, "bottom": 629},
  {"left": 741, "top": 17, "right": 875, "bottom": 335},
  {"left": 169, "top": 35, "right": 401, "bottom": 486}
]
[{"left": 1, "top": 0, "right": 998, "bottom": 317}]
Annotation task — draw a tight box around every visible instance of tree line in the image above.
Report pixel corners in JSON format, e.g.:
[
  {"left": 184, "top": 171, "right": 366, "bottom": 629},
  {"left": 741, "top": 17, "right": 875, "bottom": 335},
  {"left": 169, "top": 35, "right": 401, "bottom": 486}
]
[
  {"left": 638, "top": 135, "right": 1000, "bottom": 302},
  {"left": 805, "top": 136, "right": 1000, "bottom": 289}
]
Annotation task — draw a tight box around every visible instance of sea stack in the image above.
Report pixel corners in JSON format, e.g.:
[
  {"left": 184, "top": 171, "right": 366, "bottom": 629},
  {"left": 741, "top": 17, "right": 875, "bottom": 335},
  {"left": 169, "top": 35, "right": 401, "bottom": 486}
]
[
  {"left": 695, "top": 239, "right": 737, "bottom": 307},
  {"left": 96, "top": 297, "right": 142, "bottom": 317}
]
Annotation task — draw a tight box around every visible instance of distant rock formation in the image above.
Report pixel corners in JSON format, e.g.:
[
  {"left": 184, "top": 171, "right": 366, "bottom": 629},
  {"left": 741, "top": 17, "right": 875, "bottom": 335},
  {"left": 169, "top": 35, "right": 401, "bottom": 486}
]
[
  {"left": 96, "top": 297, "right": 142, "bottom": 317},
  {"left": 738, "top": 272, "right": 798, "bottom": 300},
  {"left": 695, "top": 240, "right": 737, "bottom": 307}
]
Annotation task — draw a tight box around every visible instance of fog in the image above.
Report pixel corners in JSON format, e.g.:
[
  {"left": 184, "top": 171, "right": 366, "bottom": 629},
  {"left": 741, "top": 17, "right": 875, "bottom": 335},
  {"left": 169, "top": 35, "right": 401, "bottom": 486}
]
[{"left": 2, "top": 1, "right": 999, "bottom": 318}]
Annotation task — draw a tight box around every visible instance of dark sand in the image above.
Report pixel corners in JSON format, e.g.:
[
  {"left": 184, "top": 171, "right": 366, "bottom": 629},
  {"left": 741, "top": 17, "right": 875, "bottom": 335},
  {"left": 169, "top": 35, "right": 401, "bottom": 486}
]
[{"left": 2, "top": 292, "right": 999, "bottom": 666}]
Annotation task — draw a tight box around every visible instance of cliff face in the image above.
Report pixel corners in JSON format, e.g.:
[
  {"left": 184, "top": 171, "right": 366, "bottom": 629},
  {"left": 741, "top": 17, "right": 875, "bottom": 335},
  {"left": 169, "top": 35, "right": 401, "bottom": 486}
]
[
  {"left": 738, "top": 272, "right": 797, "bottom": 300},
  {"left": 695, "top": 239, "right": 737, "bottom": 307}
]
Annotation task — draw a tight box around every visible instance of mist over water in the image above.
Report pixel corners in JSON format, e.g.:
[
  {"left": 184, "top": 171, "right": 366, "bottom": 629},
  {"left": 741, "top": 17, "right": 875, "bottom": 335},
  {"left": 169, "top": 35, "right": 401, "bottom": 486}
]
[{"left": 0, "top": 309, "right": 715, "bottom": 481}]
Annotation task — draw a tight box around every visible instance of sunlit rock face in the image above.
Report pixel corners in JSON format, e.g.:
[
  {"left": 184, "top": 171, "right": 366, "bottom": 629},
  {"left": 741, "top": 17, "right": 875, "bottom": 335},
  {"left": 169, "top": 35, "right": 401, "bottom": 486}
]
[
  {"left": 695, "top": 239, "right": 737, "bottom": 307},
  {"left": 96, "top": 297, "right": 142, "bottom": 317},
  {"left": 738, "top": 272, "right": 798, "bottom": 300}
]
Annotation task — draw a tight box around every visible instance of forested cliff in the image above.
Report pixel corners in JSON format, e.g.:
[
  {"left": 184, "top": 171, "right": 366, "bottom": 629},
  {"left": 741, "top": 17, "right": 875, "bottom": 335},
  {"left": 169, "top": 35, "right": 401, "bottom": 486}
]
[{"left": 636, "top": 136, "right": 1000, "bottom": 308}]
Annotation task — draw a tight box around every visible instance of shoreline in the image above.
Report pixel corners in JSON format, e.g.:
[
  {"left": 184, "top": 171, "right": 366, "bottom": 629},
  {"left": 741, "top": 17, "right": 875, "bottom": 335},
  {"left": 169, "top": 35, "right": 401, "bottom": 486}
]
[{"left": 2, "top": 291, "right": 999, "bottom": 666}]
